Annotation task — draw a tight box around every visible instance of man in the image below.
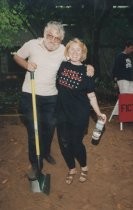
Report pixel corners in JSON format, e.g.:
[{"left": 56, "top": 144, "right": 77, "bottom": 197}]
[
  {"left": 14, "top": 21, "right": 94, "bottom": 179},
  {"left": 113, "top": 40, "right": 133, "bottom": 93},
  {"left": 109, "top": 40, "right": 133, "bottom": 120}
]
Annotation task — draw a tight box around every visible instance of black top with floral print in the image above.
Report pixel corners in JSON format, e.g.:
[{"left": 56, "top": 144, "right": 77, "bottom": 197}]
[{"left": 56, "top": 61, "right": 95, "bottom": 126}]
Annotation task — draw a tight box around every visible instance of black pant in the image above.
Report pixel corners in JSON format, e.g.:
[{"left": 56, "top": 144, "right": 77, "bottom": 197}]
[
  {"left": 57, "top": 122, "right": 87, "bottom": 169},
  {"left": 20, "top": 92, "right": 57, "bottom": 170}
]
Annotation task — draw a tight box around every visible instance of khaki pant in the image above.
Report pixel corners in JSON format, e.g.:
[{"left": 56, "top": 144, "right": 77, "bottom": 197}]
[{"left": 117, "top": 80, "right": 133, "bottom": 93}]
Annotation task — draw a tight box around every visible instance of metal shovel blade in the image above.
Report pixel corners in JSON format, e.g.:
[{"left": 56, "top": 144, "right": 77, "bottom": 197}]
[{"left": 29, "top": 173, "right": 50, "bottom": 195}]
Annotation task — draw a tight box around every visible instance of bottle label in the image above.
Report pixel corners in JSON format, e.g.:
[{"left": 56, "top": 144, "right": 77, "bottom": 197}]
[
  {"left": 96, "top": 120, "right": 104, "bottom": 131},
  {"left": 92, "top": 130, "right": 101, "bottom": 140}
]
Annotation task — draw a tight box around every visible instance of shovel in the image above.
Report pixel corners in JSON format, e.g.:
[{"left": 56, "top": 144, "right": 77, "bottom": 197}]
[{"left": 29, "top": 71, "right": 50, "bottom": 195}]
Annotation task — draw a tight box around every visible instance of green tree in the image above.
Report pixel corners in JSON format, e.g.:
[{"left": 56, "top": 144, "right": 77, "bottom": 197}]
[
  {"left": 10, "top": 0, "right": 57, "bottom": 37},
  {"left": 1, "top": 0, "right": 133, "bottom": 76},
  {"left": 0, "top": 0, "right": 28, "bottom": 48}
]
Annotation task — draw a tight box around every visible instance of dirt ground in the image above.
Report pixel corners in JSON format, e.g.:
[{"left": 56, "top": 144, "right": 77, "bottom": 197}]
[{"left": 0, "top": 108, "right": 133, "bottom": 210}]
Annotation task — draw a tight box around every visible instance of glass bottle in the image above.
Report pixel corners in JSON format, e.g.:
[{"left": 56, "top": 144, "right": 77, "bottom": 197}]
[{"left": 91, "top": 117, "right": 105, "bottom": 145}]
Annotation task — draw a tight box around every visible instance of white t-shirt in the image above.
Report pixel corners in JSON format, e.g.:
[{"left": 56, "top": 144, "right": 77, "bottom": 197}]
[{"left": 16, "top": 38, "right": 65, "bottom": 96}]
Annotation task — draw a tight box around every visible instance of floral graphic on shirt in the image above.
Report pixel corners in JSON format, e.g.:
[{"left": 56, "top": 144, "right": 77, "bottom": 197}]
[
  {"left": 59, "top": 68, "right": 83, "bottom": 89},
  {"left": 126, "top": 58, "right": 132, "bottom": 68}
]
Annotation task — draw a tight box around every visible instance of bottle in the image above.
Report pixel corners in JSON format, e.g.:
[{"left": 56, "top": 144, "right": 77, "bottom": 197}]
[{"left": 91, "top": 117, "right": 105, "bottom": 145}]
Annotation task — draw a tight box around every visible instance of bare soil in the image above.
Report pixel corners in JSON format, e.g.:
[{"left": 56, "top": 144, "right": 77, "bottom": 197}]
[{"left": 0, "top": 108, "right": 133, "bottom": 210}]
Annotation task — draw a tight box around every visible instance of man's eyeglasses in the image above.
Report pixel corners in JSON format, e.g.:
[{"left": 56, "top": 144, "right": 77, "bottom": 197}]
[{"left": 46, "top": 33, "right": 61, "bottom": 43}]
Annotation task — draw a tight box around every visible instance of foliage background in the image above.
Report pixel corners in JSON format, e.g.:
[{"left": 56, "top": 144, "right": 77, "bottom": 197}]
[{"left": 0, "top": 0, "right": 133, "bottom": 113}]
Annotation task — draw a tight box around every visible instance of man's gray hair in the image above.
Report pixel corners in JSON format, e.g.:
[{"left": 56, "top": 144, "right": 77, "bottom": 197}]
[{"left": 44, "top": 21, "right": 65, "bottom": 41}]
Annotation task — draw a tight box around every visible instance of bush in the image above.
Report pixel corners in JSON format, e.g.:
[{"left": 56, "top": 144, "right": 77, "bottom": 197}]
[
  {"left": 0, "top": 77, "right": 22, "bottom": 114},
  {"left": 95, "top": 76, "right": 118, "bottom": 103}
]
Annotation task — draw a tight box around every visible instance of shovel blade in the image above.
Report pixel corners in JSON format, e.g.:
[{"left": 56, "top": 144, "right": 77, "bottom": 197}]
[{"left": 29, "top": 173, "right": 50, "bottom": 195}]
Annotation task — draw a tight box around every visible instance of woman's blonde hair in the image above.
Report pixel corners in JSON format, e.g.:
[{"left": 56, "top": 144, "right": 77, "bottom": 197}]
[{"left": 65, "top": 38, "right": 88, "bottom": 62}]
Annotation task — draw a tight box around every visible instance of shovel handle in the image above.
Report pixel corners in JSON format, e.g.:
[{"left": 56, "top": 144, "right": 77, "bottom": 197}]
[{"left": 30, "top": 72, "right": 40, "bottom": 157}]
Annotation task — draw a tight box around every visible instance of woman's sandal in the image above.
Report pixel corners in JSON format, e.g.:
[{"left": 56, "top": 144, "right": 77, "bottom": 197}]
[
  {"left": 66, "top": 172, "right": 77, "bottom": 185},
  {"left": 79, "top": 170, "right": 88, "bottom": 183}
]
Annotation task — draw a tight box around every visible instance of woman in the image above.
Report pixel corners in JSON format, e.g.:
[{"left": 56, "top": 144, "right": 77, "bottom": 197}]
[{"left": 56, "top": 38, "right": 106, "bottom": 184}]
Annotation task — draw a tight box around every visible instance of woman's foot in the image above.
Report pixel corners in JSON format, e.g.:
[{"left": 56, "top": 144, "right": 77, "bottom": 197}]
[
  {"left": 66, "top": 168, "right": 77, "bottom": 185},
  {"left": 79, "top": 166, "right": 88, "bottom": 183}
]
